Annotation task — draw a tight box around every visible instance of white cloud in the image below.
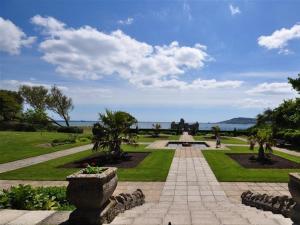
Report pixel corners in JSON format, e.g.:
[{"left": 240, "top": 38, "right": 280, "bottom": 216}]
[
  {"left": 235, "top": 98, "right": 273, "bottom": 108},
  {"left": 118, "top": 17, "right": 134, "bottom": 25},
  {"left": 30, "top": 15, "right": 242, "bottom": 89},
  {"left": 0, "top": 17, "right": 36, "bottom": 55},
  {"left": 0, "top": 79, "right": 67, "bottom": 91},
  {"left": 258, "top": 23, "right": 300, "bottom": 54},
  {"left": 246, "top": 82, "right": 295, "bottom": 95},
  {"left": 229, "top": 4, "right": 241, "bottom": 16}
]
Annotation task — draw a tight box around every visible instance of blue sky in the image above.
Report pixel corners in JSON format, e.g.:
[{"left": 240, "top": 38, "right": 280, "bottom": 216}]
[{"left": 0, "top": 0, "right": 299, "bottom": 122}]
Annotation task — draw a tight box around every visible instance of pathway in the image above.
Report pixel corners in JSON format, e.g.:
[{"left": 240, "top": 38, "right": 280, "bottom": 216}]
[{"left": 0, "top": 144, "right": 93, "bottom": 173}]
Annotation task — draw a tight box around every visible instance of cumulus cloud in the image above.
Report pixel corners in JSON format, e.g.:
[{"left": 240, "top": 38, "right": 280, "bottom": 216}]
[
  {"left": 258, "top": 23, "right": 300, "bottom": 54},
  {"left": 118, "top": 17, "right": 134, "bottom": 25},
  {"left": 30, "top": 15, "right": 242, "bottom": 89},
  {"left": 0, "top": 17, "right": 36, "bottom": 55},
  {"left": 246, "top": 82, "right": 295, "bottom": 95},
  {"left": 229, "top": 4, "right": 241, "bottom": 16}
]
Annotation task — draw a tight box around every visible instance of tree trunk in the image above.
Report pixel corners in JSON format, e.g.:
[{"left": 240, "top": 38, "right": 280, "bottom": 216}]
[
  {"left": 258, "top": 144, "right": 265, "bottom": 161},
  {"left": 47, "top": 116, "right": 63, "bottom": 127}
]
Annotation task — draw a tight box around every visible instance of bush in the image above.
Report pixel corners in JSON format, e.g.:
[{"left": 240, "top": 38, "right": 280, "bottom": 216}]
[
  {"left": 0, "top": 121, "right": 36, "bottom": 131},
  {"left": 276, "top": 129, "right": 300, "bottom": 145},
  {"left": 0, "top": 185, "right": 74, "bottom": 210},
  {"left": 57, "top": 126, "right": 83, "bottom": 134}
]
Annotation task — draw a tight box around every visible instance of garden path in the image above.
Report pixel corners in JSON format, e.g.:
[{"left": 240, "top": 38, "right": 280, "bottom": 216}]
[{"left": 0, "top": 144, "right": 93, "bottom": 173}]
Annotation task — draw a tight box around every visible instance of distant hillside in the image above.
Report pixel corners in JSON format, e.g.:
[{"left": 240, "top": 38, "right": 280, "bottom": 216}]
[{"left": 218, "top": 117, "right": 256, "bottom": 124}]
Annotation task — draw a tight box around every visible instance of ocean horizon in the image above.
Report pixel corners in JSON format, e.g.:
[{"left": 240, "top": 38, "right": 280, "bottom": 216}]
[{"left": 57, "top": 121, "right": 254, "bottom": 131}]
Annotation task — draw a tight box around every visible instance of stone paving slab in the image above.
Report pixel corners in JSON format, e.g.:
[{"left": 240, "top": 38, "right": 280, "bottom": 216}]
[
  {"left": 0, "top": 144, "right": 93, "bottom": 173},
  {"left": 220, "top": 182, "right": 291, "bottom": 204}
]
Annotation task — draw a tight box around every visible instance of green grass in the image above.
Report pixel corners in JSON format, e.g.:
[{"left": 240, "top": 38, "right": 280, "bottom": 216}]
[
  {"left": 203, "top": 146, "right": 300, "bottom": 182},
  {"left": 0, "top": 145, "right": 174, "bottom": 181},
  {"left": 0, "top": 131, "right": 91, "bottom": 164},
  {"left": 194, "top": 135, "right": 247, "bottom": 145},
  {"left": 137, "top": 134, "right": 179, "bottom": 142}
]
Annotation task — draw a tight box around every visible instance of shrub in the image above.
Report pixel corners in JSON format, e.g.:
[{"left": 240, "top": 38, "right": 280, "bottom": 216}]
[
  {"left": 0, "top": 121, "right": 36, "bottom": 131},
  {"left": 0, "top": 185, "right": 73, "bottom": 211},
  {"left": 277, "top": 129, "right": 300, "bottom": 145},
  {"left": 57, "top": 126, "right": 83, "bottom": 134}
]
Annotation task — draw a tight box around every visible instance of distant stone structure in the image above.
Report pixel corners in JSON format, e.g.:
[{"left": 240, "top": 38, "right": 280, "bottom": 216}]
[
  {"left": 241, "top": 190, "right": 295, "bottom": 218},
  {"left": 171, "top": 118, "right": 199, "bottom": 135}
]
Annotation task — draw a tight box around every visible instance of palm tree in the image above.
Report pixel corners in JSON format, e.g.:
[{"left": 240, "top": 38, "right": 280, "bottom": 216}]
[
  {"left": 152, "top": 123, "right": 161, "bottom": 137},
  {"left": 92, "top": 109, "right": 137, "bottom": 158},
  {"left": 211, "top": 126, "right": 220, "bottom": 139},
  {"left": 254, "top": 128, "right": 274, "bottom": 161}
]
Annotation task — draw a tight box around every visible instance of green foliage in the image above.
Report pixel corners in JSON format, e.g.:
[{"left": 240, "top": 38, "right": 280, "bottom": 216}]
[
  {"left": 82, "top": 165, "right": 105, "bottom": 174},
  {"left": 277, "top": 129, "right": 300, "bottom": 145},
  {"left": 22, "top": 109, "right": 49, "bottom": 126},
  {"left": 152, "top": 123, "right": 161, "bottom": 137},
  {"left": 57, "top": 126, "right": 83, "bottom": 133},
  {"left": 46, "top": 86, "right": 73, "bottom": 127},
  {"left": 19, "top": 86, "right": 48, "bottom": 111},
  {"left": 0, "top": 185, "right": 69, "bottom": 210},
  {"left": 211, "top": 126, "right": 220, "bottom": 138},
  {"left": 0, "top": 90, "right": 23, "bottom": 121},
  {"left": 0, "top": 121, "right": 36, "bottom": 132},
  {"left": 288, "top": 73, "right": 300, "bottom": 93},
  {"left": 92, "top": 109, "right": 137, "bottom": 157}
]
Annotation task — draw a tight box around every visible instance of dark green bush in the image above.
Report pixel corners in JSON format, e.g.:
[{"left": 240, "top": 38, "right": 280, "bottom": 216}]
[
  {"left": 276, "top": 129, "right": 300, "bottom": 145},
  {"left": 0, "top": 121, "right": 36, "bottom": 131},
  {"left": 57, "top": 126, "right": 83, "bottom": 134}
]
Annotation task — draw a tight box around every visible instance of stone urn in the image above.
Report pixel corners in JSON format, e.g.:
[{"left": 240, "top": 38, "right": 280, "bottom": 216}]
[
  {"left": 288, "top": 173, "right": 300, "bottom": 225},
  {"left": 66, "top": 167, "right": 118, "bottom": 225}
]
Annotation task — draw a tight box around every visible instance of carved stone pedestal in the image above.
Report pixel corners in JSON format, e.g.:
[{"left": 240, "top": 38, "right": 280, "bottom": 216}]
[{"left": 66, "top": 167, "right": 118, "bottom": 225}]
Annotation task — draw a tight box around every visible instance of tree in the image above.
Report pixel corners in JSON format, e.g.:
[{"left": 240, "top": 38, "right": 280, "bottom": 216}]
[
  {"left": 288, "top": 73, "right": 300, "bottom": 93},
  {"left": 0, "top": 90, "right": 23, "bottom": 121},
  {"left": 255, "top": 128, "right": 274, "bottom": 161},
  {"left": 19, "top": 86, "right": 48, "bottom": 111},
  {"left": 46, "top": 86, "right": 73, "bottom": 127},
  {"left": 92, "top": 110, "right": 137, "bottom": 158},
  {"left": 211, "top": 126, "right": 220, "bottom": 139},
  {"left": 22, "top": 109, "right": 49, "bottom": 126},
  {"left": 152, "top": 123, "right": 161, "bottom": 137}
]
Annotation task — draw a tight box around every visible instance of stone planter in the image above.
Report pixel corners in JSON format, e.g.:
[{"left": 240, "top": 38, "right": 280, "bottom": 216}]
[
  {"left": 288, "top": 173, "right": 300, "bottom": 225},
  {"left": 66, "top": 167, "right": 118, "bottom": 225}
]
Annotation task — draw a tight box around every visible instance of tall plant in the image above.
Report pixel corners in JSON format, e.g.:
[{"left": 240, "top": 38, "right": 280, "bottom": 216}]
[
  {"left": 255, "top": 128, "right": 274, "bottom": 161},
  {"left": 152, "top": 123, "right": 161, "bottom": 137},
  {"left": 92, "top": 110, "right": 137, "bottom": 158}
]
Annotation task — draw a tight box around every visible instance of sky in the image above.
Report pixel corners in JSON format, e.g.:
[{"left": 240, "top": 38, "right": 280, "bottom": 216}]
[{"left": 0, "top": 0, "right": 299, "bottom": 122}]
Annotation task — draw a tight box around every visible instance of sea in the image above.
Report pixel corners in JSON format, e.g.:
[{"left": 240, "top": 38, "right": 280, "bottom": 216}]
[{"left": 57, "top": 121, "right": 254, "bottom": 131}]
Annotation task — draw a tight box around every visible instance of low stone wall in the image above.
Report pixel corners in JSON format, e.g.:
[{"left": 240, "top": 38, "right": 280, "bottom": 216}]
[
  {"left": 241, "top": 190, "right": 295, "bottom": 218},
  {"left": 101, "top": 189, "right": 145, "bottom": 224}
]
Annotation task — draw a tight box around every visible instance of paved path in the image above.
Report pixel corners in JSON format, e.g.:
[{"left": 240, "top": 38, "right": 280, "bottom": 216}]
[{"left": 0, "top": 144, "right": 93, "bottom": 173}]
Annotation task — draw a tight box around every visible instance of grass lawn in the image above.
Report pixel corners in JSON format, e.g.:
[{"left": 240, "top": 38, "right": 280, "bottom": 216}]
[
  {"left": 203, "top": 146, "right": 300, "bottom": 182},
  {"left": 137, "top": 134, "right": 179, "bottom": 142},
  {"left": 0, "top": 131, "right": 91, "bottom": 164},
  {"left": 0, "top": 145, "right": 174, "bottom": 181},
  {"left": 194, "top": 135, "right": 247, "bottom": 145}
]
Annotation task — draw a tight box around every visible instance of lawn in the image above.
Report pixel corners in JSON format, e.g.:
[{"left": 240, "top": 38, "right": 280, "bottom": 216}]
[
  {"left": 0, "top": 145, "right": 174, "bottom": 181},
  {"left": 137, "top": 134, "right": 179, "bottom": 142},
  {"left": 0, "top": 131, "right": 91, "bottom": 164},
  {"left": 194, "top": 135, "right": 247, "bottom": 145},
  {"left": 203, "top": 146, "right": 300, "bottom": 182}
]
